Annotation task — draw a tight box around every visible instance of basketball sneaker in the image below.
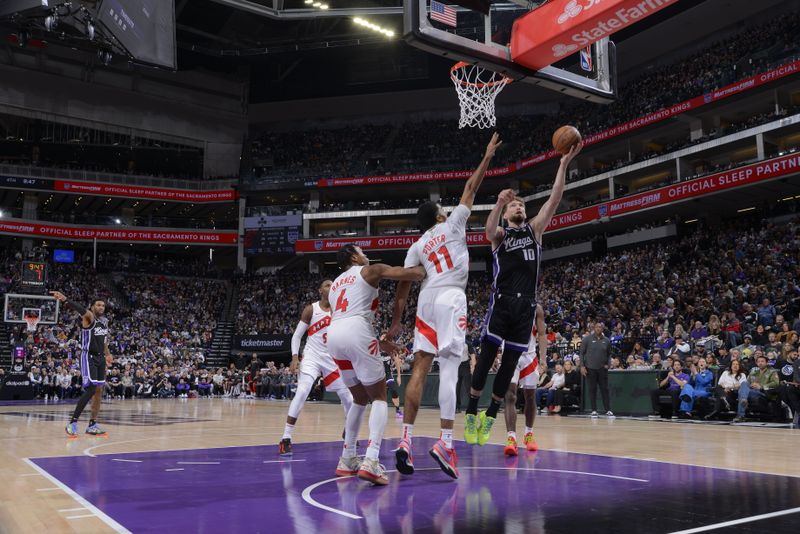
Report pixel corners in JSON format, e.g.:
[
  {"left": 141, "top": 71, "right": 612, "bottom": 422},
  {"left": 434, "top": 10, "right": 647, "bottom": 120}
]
[
  {"left": 278, "top": 438, "right": 292, "bottom": 457},
  {"left": 429, "top": 439, "right": 459, "bottom": 479},
  {"left": 65, "top": 421, "right": 78, "bottom": 437},
  {"left": 504, "top": 435, "right": 518, "bottom": 456},
  {"left": 523, "top": 432, "right": 538, "bottom": 451},
  {"left": 335, "top": 455, "right": 360, "bottom": 477},
  {"left": 464, "top": 413, "right": 479, "bottom": 445},
  {"left": 357, "top": 457, "right": 389, "bottom": 486},
  {"left": 394, "top": 438, "right": 414, "bottom": 475},
  {"left": 85, "top": 423, "right": 107, "bottom": 436},
  {"left": 477, "top": 411, "right": 495, "bottom": 446}
]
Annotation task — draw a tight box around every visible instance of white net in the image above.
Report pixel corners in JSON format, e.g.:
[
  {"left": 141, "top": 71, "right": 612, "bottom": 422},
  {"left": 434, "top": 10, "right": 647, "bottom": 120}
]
[
  {"left": 450, "top": 62, "right": 511, "bottom": 129},
  {"left": 24, "top": 315, "right": 40, "bottom": 333}
]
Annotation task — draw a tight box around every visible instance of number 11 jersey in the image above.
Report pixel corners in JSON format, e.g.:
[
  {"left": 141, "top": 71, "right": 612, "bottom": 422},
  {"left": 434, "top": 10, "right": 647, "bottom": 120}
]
[{"left": 404, "top": 204, "right": 470, "bottom": 292}]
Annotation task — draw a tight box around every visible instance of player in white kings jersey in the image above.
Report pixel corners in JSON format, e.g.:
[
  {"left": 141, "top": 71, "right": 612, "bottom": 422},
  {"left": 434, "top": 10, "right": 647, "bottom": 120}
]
[
  {"left": 278, "top": 280, "right": 353, "bottom": 457},
  {"left": 388, "top": 133, "right": 502, "bottom": 479},
  {"left": 328, "top": 244, "right": 425, "bottom": 486},
  {"left": 503, "top": 304, "right": 547, "bottom": 456}
]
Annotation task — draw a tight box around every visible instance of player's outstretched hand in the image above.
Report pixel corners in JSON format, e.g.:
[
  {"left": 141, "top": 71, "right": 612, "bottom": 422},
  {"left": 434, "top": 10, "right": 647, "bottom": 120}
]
[
  {"left": 289, "top": 355, "right": 300, "bottom": 374},
  {"left": 484, "top": 132, "right": 502, "bottom": 160},
  {"left": 560, "top": 140, "right": 583, "bottom": 165},
  {"left": 496, "top": 188, "right": 516, "bottom": 207},
  {"left": 50, "top": 291, "right": 66, "bottom": 302},
  {"left": 106, "top": 354, "right": 113, "bottom": 366}
]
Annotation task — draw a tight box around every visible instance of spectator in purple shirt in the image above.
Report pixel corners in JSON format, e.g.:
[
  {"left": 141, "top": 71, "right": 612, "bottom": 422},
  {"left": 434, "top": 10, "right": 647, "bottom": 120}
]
[
  {"left": 650, "top": 360, "right": 690, "bottom": 418},
  {"left": 690, "top": 321, "right": 709, "bottom": 340}
]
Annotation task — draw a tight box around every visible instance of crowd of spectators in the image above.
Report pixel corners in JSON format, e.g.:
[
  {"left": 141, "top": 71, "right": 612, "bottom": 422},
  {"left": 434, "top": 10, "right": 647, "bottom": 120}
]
[
  {"left": 1, "top": 251, "right": 235, "bottom": 401},
  {"left": 3, "top": 205, "right": 798, "bottom": 425},
  {"left": 235, "top": 210, "right": 800, "bottom": 422},
  {"left": 248, "top": 13, "right": 800, "bottom": 182}
]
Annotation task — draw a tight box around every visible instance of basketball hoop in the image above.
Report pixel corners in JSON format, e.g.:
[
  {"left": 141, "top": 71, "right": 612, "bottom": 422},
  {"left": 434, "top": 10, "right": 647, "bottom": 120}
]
[
  {"left": 24, "top": 314, "right": 40, "bottom": 333},
  {"left": 450, "top": 62, "right": 512, "bottom": 129}
]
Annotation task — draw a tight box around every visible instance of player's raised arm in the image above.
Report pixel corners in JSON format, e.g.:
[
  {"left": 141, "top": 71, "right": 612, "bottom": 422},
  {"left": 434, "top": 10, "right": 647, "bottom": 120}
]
[
  {"left": 530, "top": 141, "right": 583, "bottom": 241},
  {"left": 459, "top": 132, "right": 502, "bottom": 209},
  {"left": 290, "top": 304, "right": 313, "bottom": 373},
  {"left": 50, "top": 290, "right": 93, "bottom": 327},
  {"left": 485, "top": 188, "right": 515, "bottom": 248}
]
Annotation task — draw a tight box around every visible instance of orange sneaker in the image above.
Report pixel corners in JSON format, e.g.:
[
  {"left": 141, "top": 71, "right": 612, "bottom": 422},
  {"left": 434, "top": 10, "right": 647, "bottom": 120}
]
[
  {"left": 524, "top": 432, "right": 538, "bottom": 451},
  {"left": 504, "top": 435, "right": 518, "bottom": 456}
]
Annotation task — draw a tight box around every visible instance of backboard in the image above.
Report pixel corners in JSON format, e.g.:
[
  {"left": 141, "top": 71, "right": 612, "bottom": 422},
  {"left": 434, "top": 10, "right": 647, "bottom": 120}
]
[
  {"left": 404, "top": 0, "right": 617, "bottom": 103},
  {"left": 4, "top": 293, "right": 59, "bottom": 325}
]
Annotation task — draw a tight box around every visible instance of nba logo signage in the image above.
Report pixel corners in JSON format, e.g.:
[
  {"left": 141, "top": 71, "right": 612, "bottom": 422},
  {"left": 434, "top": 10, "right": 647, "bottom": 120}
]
[
  {"left": 314, "top": 241, "right": 324, "bottom": 251},
  {"left": 63, "top": 183, "right": 71, "bottom": 190},
  {"left": 580, "top": 47, "right": 592, "bottom": 72},
  {"left": 598, "top": 204, "right": 608, "bottom": 218},
  {"left": 704, "top": 94, "right": 713, "bottom": 103}
]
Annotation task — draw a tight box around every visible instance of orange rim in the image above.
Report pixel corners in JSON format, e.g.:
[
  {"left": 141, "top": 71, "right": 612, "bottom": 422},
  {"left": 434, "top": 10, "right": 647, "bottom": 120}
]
[{"left": 450, "top": 61, "right": 512, "bottom": 88}]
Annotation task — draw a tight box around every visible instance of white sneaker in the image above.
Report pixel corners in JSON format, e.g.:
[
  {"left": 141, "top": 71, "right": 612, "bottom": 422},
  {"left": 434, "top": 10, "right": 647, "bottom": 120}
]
[
  {"left": 606, "top": 411, "right": 615, "bottom": 419},
  {"left": 357, "top": 457, "right": 389, "bottom": 486},
  {"left": 591, "top": 411, "right": 598, "bottom": 418},
  {"left": 335, "top": 455, "right": 360, "bottom": 477}
]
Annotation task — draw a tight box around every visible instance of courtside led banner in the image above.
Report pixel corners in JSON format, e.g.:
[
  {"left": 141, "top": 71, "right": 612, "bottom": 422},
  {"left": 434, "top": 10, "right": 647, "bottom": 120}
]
[
  {"left": 0, "top": 219, "right": 238, "bottom": 245},
  {"left": 317, "top": 59, "right": 799, "bottom": 188},
  {"left": 511, "top": 0, "right": 678, "bottom": 70},
  {"left": 54, "top": 181, "right": 237, "bottom": 203},
  {"left": 300, "top": 152, "right": 800, "bottom": 252}
]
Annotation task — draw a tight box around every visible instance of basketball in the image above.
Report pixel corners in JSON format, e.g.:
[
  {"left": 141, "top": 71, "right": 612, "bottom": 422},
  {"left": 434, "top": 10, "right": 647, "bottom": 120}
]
[{"left": 552, "top": 125, "right": 582, "bottom": 154}]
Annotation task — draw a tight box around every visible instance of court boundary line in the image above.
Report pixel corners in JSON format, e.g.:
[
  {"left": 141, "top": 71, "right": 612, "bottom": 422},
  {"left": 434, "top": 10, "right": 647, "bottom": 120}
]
[
  {"left": 668, "top": 506, "right": 800, "bottom": 533},
  {"left": 23, "top": 458, "right": 131, "bottom": 534}
]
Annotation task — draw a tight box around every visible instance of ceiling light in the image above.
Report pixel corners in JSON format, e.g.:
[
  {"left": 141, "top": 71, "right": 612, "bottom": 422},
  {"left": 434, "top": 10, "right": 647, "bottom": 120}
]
[{"left": 320, "top": 3, "right": 329, "bottom": 8}]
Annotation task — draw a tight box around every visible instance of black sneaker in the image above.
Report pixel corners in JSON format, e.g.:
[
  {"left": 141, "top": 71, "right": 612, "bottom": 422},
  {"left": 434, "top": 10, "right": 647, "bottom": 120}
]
[{"left": 278, "top": 438, "right": 293, "bottom": 457}]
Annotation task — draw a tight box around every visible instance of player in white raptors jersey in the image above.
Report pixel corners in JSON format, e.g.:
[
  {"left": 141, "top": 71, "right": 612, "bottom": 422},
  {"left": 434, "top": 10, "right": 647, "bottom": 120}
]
[
  {"left": 278, "top": 280, "right": 353, "bottom": 457},
  {"left": 328, "top": 244, "right": 425, "bottom": 486},
  {"left": 503, "top": 304, "right": 546, "bottom": 456},
  {"left": 388, "top": 133, "right": 502, "bottom": 480}
]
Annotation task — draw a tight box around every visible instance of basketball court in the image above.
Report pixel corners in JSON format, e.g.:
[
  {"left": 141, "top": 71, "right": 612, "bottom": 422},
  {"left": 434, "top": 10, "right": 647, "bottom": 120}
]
[{"left": 2, "top": 399, "right": 798, "bottom": 533}]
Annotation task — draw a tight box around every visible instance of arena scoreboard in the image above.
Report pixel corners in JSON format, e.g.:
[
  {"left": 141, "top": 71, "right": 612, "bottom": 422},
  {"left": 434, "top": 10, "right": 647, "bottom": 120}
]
[
  {"left": 20, "top": 261, "right": 47, "bottom": 294},
  {"left": 243, "top": 213, "right": 302, "bottom": 256}
]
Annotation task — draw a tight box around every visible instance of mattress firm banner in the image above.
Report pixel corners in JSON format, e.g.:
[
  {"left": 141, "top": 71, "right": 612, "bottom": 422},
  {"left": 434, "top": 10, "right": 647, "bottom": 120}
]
[
  {"left": 316, "top": 59, "right": 800, "bottom": 187},
  {"left": 233, "top": 335, "right": 292, "bottom": 352},
  {"left": 0, "top": 219, "right": 238, "bottom": 245},
  {"left": 296, "top": 232, "right": 490, "bottom": 253},
  {"left": 545, "top": 151, "right": 800, "bottom": 231},
  {"left": 299, "top": 152, "right": 800, "bottom": 251},
  {"left": 54, "top": 181, "right": 238, "bottom": 203}
]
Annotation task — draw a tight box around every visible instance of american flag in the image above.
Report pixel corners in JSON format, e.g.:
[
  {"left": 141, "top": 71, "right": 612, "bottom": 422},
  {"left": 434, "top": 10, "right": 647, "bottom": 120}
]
[{"left": 430, "top": 1, "right": 457, "bottom": 28}]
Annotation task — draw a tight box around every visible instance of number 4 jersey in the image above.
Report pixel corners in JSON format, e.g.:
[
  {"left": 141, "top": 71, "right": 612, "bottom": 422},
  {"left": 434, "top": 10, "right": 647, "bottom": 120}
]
[
  {"left": 329, "top": 265, "right": 379, "bottom": 322},
  {"left": 404, "top": 204, "right": 470, "bottom": 292}
]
